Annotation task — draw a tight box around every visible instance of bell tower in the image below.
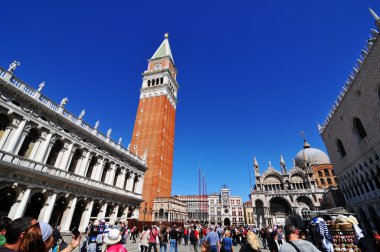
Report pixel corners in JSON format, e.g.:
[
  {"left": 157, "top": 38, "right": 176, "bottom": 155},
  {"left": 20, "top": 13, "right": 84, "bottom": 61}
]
[{"left": 130, "top": 33, "right": 179, "bottom": 221}]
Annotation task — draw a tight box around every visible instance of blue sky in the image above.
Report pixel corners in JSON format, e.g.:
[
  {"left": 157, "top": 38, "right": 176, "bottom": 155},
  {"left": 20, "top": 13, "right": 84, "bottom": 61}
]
[{"left": 1, "top": 0, "right": 378, "bottom": 200}]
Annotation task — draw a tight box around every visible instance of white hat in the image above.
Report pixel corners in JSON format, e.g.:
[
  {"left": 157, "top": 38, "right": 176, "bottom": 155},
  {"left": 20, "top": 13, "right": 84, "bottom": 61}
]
[{"left": 104, "top": 229, "right": 122, "bottom": 245}]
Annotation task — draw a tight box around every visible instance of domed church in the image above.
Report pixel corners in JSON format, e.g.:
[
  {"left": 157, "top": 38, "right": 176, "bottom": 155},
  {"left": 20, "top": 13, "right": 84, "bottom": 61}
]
[{"left": 250, "top": 140, "right": 340, "bottom": 228}]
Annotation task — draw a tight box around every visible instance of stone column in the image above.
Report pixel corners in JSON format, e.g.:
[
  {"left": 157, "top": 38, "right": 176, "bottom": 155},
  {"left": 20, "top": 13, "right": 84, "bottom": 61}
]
[
  {"left": 14, "top": 130, "right": 30, "bottom": 155},
  {"left": 61, "top": 197, "right": 77, "bottom": 232},
  {"left": 97, "top": 202, "right": 108, "bottom": 220},
  {"left": 8, "top": 188, "right": 31, "bottom": 219},
  {"left": 132, "top": 208, "right": 139, "bottom": 219},
  {"left": 78, "top": 151, "right": 91, "bottom": 176},
  {"left": 106, "top": 163, "right": 117, "bottom": 185},
  {"left": 59, "top": 143, "right": 74, "bottom": 170},
  {"left": 0, "top": 127, "right": 13, "bottom": 149},
  {"left": 110, "top": 205, "right": 119, "bottom": 221},
  {"left": 34, "top": 132, "right": 53, "bottom": 162},
  {"left": 117, "top": 169, "right": 126, "bottom": 188},
  {"left": 124, "top": 172, "right": 131, "bottom": 190},
  {"left": 5, "top": 119, "right": 27, "bottom": 153},
  {"left": 40, "top": 193, "right": 57, "bottom": 223},
  {"left": 93, "top": 158, "right": 105, "bottom": 181},
  {"left": 79, "top": 200, "right": 94, "bottom": 232},
  {"left": 121, "top": 206, "right": 129, "bottom": 219},
  {"left": 128, "top": 174, "right": 135, "bottom": 192}
]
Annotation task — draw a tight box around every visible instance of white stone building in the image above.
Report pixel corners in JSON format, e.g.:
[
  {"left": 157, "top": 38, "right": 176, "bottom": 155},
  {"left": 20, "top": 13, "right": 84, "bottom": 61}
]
[
  {"left": 152, "top": 197, "right": 187, "bottom": 223},
  {"left": 0, "top": 63, "right": 146, "bottom": 232},
  {"left": 208, "top": 186, "right": 244, "bottom": 226},
  {"left": 176, "top": 195, "right": 209, "bottom": 223}
]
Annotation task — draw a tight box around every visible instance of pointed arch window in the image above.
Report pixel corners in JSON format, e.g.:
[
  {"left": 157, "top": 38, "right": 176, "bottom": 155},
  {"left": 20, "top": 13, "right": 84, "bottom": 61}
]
[
  {"left": 353, "top": 117, "right": 367, "bottom": 139},
  {"left": 336, "top": 139, "right": 346, "bottom": 157}
]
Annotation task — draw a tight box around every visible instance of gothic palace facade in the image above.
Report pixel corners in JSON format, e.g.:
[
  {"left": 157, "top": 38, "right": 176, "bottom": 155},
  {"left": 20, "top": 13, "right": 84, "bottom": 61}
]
[
  {"left": 0, "top": 62, "right": 146, "bottom": 232},
  {"left": 319, "top": 9, "right": 380, "bottom": 233}
]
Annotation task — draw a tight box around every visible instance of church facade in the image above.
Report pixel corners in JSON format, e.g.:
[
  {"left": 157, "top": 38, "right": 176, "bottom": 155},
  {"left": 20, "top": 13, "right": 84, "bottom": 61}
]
[
  {"left": 250, "top": 141, "right": 333, "bottom": 228},
  {"left": 130, "top": 34, "right": 179, "bottom": 221},
  {"left": 0, "top": 61, "right": 146, "bottom": 231}
]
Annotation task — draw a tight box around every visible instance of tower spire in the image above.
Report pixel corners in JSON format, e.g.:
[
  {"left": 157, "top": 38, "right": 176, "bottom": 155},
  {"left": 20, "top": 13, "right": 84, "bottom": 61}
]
[
  {"left": 151, "top": 33, "right": 174, "bottom": 63},
  {"left": 369, "top": 8, "right": 380, "bottom": 28}
]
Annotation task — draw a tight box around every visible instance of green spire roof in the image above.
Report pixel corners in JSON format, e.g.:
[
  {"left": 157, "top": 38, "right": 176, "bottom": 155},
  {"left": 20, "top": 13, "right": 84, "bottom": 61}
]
[{"left": 151, "top": 33, "right": 174, "bottom": 63}]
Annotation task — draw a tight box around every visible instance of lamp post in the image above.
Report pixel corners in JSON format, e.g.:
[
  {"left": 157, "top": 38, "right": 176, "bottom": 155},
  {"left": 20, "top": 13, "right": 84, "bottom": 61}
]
[{"left": 142, "top": 202, "right": 148, "bottom": 225}]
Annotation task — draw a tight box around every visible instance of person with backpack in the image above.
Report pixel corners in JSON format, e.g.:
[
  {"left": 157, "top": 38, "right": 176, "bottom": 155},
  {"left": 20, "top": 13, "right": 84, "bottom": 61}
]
[
  {"left": 169, "top": 224, "right": 179, "bottom": 252},
  {"left": 190, "top": 225, "right": 199, "bottom": 252},
  {"left": 159, "top": 227, "right": 168, "bottom": 252},
  {"left": 148, "top": 226, "right": 158, "bottom": 252},
  {"left": 183, "top": 227, "right": 189, "bottom": 246},
  {"left": 140, "top": 226, "right": 150, "bottom": 252}
]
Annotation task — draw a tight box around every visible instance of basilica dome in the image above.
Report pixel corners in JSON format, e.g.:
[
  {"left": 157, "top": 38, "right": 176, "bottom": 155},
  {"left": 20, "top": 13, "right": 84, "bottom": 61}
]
[{"left": 294, "top": 140, "right": 330, "bottom": 167}]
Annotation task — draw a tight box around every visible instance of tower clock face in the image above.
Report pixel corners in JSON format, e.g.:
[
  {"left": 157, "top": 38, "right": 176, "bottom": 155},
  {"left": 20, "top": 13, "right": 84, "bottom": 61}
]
[{"left": 223, "top": 198, "right": 228, "bottom": 205}]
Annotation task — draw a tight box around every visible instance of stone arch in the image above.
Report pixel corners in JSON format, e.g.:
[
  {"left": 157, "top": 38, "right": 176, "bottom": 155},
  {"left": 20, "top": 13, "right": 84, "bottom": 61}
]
[
  {"left": 368, "top": 205, "right": 380, "bottom": 233},
  {"left": 296, "top": 196, "right": 314, "bottom": 210},
  {"left": 68, "top": 148, "right": 82, "bottom": 173},
  {"left": 49, "top": 196, "right": 68, "bottom": 226},
  {"left": 269, "top": 197, "right": 292, "bottom": 226},
  {"left": 18, "top": 128, "right": 39, "bottom": 158},
  {"left": 70, "top": 199, "right": 86, "bottom": 230},
  {"left": 357, "top": 208, "right": 370, "bottom": 233},
  {"left": 91, "top": 202, "right": 101, "bottom": 219},
  {"left": 24, "top": 191, "right": 45, "bottom": 219},
  {"left": 113, "top": 166, "right": 121, "bottom": 186},
  {"left": 46, "top": 139, "right": 64, "bottom": 166},
  {"left": 353, "top": 117, "right": 367, "bottom": 140},
  {"left": 255, "top": 199, "right": 265, "bottom": 228},
  {"left": 86, "top": 156, "right": 97, "bottom": 179},
  {"left": 0, "top": 113, "right": 11, "bottom": 141},
  {"left": 100, "top": 161, "right": 110, "bottom": 183},
  {"left": 0, "top": 186, "right": 18, "bottom": 216}
]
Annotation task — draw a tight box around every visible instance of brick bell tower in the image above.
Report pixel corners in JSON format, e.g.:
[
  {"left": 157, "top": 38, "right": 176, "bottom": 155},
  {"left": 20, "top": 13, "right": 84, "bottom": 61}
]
[{"left": 130, "top": 33, "right": 179, "bottom": 221}]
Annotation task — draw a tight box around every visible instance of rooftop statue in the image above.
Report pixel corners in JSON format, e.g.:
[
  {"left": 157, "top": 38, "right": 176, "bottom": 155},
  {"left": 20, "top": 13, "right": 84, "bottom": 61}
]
[
  {"left": 60, "top": 97, "right": 68, "bottom": 106},
  {"left": 8, "top": 61, "right": 20, "bottom": 72},
  {"left": 79, "top": 109, "right": 85, "bottom": 119},
  {"left": 37, "top": 82, "right": 45, "bottom": 92}
]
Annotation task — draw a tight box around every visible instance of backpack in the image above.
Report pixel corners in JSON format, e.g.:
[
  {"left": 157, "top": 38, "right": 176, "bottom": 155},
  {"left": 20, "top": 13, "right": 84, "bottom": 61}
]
[{"left": 190, "top": 230, "right": 196, "bottom": 242}]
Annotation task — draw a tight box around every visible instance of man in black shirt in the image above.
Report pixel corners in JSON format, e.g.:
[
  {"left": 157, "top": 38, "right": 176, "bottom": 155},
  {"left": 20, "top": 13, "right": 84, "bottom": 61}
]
[{"left": 169, "top": 225, "right": 179, "bottom": 252}]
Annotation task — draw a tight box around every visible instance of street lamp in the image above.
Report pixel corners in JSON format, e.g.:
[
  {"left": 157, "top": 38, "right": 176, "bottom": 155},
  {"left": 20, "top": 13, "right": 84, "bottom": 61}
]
[{"left": 142, "top": 202, "right": 148, "bottom": 225}]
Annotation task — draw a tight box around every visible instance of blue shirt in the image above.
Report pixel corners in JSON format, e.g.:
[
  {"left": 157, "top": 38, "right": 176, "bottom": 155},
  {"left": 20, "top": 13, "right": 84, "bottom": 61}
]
[
  {"left": 222, "top": 237, "right": 232, "bottom": 250},
  {"left": 206, "top": 231, "right": 219, "bottom": 246}
]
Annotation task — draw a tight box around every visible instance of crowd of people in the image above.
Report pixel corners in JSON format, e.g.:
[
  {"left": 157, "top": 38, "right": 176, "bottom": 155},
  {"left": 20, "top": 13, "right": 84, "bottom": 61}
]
[
  {"left": 0, "top": 216, "right": 80, "bottom": 252},
  {"left": 1, "top": 216, "right": 379, "bottom": 252}
]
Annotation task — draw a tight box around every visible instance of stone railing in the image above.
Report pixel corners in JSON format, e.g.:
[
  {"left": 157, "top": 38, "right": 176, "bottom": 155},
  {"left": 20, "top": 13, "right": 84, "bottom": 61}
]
[
  {"left": 258, "top": 189, "right": 316, "bottom": 195},
  {"left": 0, "top": 66, "right": 144, "bottom": 166},
  {"left": 0, "top": 150, "right": 142, "bottom": 200}
]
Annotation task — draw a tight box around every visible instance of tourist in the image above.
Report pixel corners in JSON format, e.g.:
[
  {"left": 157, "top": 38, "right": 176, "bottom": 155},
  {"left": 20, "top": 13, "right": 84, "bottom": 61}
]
[
  {"left": 0, "top": 217, "right": 36, "bottom": 252},
  {"left": 159, "top": 226, "right": 168, "bottom": 252},
  {"left": 205, "top": 226, "right": 219, "bottom": 252},
  {"left": 0, "top": 217, "right": 12, "bottom": 246},
  {"left": 169, "top": 224, "right": 179, "bottom": 252},
  {"left": 277, "top": 229, "right": 283, "bottom": 246},
  {"left": 220, "top": 230, "right": 233, "bottom": 252},
  {"left": 103, "top": 229, "right": 127, "bottom": 252},
  {"left": 148, "top": 226, "right": 158, "bottom": 252},
  {"left": 201, "top": 240, "right": 210, "bottom": 252},
  {"left": 87, "top": 220, "right": 100, "bottom": 252},
  {"left": 183, "top": 226, "right": 188, "bottom": 246},
  {"left": 280, "top": 225, "right": 320, "bottom": 252},
  {"left": 119, "top": 223, "right": 126, "bottom": 245},
  {"left": 238, "top": 231, "right": 261, "bottom": 252},
  {"left": 140, "top": 226, "right": 150, "bottom": 252},
  {"left": 52, "top": 225, "right": 62, "bottom": 252},
  {"left": 267, "top": 231, "right": 279, "bottom": 252},
  {"left": 19, "top": 222, "right": 80, "bottom": 252},
  {"left": 190, "top": 225, "right": 199, "bottom": 252}
]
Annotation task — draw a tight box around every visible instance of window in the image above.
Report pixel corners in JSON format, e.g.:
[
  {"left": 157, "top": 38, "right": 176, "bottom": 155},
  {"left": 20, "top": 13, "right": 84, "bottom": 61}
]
[
  {"left": 318, "top": 171, "right": 322, "bottom": 177},
  {"left": 353, "top": 117, "right": 367, "bottom": 139},
  {"left": 337, "top": 139, "right": 346, "bottom": 157},
  {"left": 320, "top": 178, "right": 325, "bottom": 185},
  {"left": 324, "top": 169, "right": 330, "bottom": 177},
  {"left": 327, "top": 178, "right": 332, "bottom": 185}
]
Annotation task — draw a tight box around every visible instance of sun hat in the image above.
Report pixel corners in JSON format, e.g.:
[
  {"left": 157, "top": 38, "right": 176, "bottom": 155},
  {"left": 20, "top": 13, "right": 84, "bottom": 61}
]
[
  {"left": 104, "top": 229, "right": 122, "bottom": 245},
  {"left": 39, "top": 222, "right": 53, "bottom": 242},
  {"left": 94, "top": 220, "right": 100, "bottom": 226}
]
